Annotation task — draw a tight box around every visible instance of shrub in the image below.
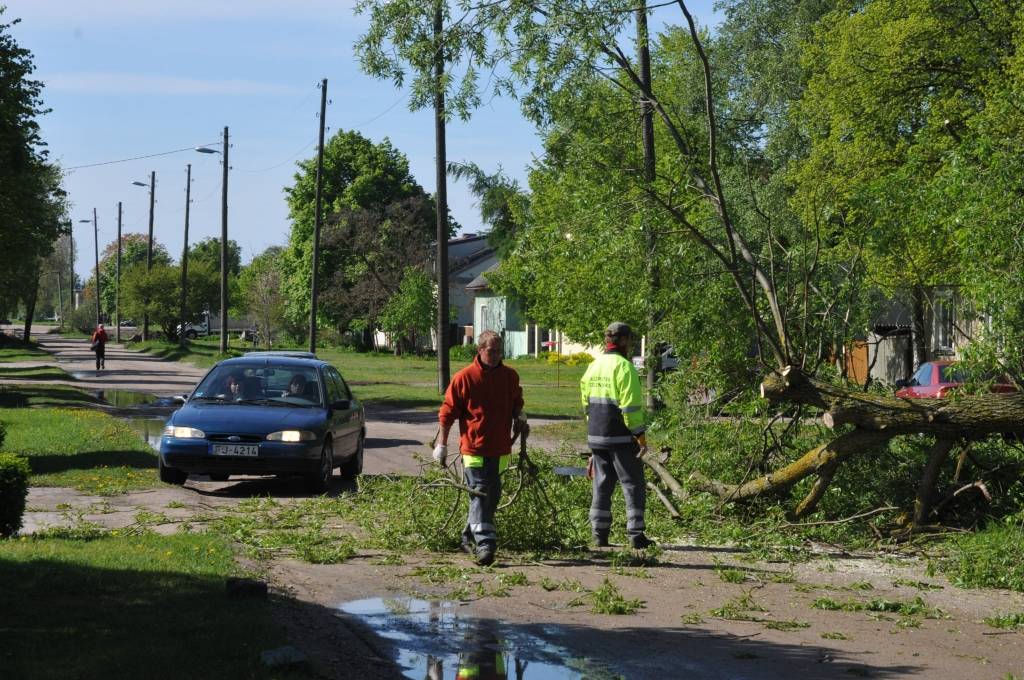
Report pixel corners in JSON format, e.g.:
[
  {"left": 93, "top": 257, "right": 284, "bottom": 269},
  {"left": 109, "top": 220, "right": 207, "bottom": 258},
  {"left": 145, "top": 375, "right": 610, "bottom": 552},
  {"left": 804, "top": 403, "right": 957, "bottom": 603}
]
[
  {"left": 544, "top": 351, "right": 594, "bottom": 366},
  {"left": 0, "top": 452, "right": 30, "bottom": 537},
  {"left": 450, "top": 343, "right": 477, "bottom": 362}
]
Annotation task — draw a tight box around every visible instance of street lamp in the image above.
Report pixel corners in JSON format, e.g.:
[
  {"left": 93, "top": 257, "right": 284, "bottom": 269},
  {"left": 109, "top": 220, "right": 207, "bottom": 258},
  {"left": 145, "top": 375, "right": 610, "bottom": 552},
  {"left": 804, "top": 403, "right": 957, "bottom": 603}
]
[
  {"left": 77, "top": 209, "right": 100, "bottom": 326},
  {"left": 193, "top": 128, "right": 229, "bottom": 353},
  {"left": 131, "top": 173, "right": 156, "bottom": 341}
]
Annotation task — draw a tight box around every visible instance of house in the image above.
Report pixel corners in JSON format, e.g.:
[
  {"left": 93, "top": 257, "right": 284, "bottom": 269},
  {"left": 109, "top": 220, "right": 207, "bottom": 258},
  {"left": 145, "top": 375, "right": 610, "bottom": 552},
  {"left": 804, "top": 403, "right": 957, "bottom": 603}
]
[
  {"left": 447, "top": 233, "right": 496, "bottom": 338},
  {"left": 846, "top": 286, "right": 971, "bottom": 385}
]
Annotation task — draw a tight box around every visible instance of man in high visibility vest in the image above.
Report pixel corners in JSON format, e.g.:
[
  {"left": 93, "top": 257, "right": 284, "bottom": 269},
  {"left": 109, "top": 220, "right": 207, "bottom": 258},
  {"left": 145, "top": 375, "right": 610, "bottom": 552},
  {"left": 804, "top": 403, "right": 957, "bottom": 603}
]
[
  {"left": 580, "top": 322, "right": 655, "bottom": 549},
  {"left": 435, "top": 330, "right": 525, "bottom": 566}
]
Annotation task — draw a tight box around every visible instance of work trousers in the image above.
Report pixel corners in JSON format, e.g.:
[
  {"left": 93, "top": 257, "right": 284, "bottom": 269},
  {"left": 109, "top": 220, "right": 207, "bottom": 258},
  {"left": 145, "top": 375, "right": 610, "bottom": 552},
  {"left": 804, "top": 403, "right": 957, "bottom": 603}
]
[
  {"left": 462, "top": 455, "right": 506, "bottom": 548},
  {"left": 95, "top": 345, "right": 105, "bottom": 370},
  {"left": 589, "top": 447, "right": 646, "bottom": 539}
]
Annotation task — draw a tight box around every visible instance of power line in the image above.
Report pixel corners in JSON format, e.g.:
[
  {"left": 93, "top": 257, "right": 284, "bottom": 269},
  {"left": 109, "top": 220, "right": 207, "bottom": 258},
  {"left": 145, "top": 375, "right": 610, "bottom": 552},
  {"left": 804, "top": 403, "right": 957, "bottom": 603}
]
[
  {"left": 64, "top": 143, "right": 219, "bottom": 171},
  {"left": 234, "top": 138, "right": 317, "bottom": 174}
]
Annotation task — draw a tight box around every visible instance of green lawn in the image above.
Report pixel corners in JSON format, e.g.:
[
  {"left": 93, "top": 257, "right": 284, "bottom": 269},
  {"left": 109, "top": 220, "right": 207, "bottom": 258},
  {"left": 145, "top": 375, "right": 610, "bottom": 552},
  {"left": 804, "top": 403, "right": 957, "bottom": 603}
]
[
  {"left": 0, "top": 365, "right": 73, "bottom": 381},
  {"left": 0, "top": 340, "right": 48, "bottom": 363},
  {"left": 0, "top": 532, "right": 307, "bottom": 679},
  {"left": 1, "top": 403, "right": 158, "bottom": 494}
]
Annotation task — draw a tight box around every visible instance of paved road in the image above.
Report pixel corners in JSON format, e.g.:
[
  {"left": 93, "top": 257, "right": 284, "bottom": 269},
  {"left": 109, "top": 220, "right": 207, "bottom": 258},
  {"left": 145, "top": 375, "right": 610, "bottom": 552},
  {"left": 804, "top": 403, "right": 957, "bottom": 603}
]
[{"left": 0, "top": 331, "right": 449, "bottom": 476}]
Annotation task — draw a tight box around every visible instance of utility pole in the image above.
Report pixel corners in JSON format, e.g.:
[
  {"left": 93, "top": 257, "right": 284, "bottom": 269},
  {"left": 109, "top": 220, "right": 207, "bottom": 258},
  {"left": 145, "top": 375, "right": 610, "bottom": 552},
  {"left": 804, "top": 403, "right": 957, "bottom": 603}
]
[
  {"left": 638, "top": 2, "right": 659, "bottom": 409},
  {"left": 309, "top": 78, "right": 328, "bottom": 354},
  {"left": 116, "top": 202, "right": 122, "bottom": 342},
  {"left": 179, "top": 164, "right": 192, "bottom": 348},
  {"left": 433, "top": 3, "right": 451, "bottom": 393},
  {"left": 219, "top": 126, "right": 229, "bottom": 354},
  {"left": 143, "top": 171, "right": 156, "bottom": 341},
  {"left": 92, "top": 207, "right": 101, "bottom": 326},
  {"left": 56, "top": 269, "right": 63, "bottom": 331},
  {"left": 69, "top": 228, "right": 75, "bottom": 313}
]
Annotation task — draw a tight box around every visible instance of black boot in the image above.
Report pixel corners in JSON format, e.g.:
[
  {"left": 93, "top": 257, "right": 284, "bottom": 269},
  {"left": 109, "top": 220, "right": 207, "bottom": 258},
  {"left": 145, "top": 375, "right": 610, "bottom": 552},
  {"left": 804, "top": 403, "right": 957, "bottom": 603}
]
[
  {"left": 592, "top": 532, "right": 610, "bottom": 548},
  {"left": 475, "top": 543, "right": 496, "bottom": 567},
  {"left": 630, "top": 533, "right": 656, "bottom": 550}
]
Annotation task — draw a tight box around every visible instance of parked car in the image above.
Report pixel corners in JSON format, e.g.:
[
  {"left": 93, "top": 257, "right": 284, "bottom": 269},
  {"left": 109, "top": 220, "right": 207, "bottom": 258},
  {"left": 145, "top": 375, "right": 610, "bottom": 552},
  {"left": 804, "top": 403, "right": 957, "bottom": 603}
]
[
  {"left": 895, "top": 360, "right": 1017, "bottom": 399},
  {"left": 632, "top": 345, "right": 680, "bottom": 374},
  {"left": 158, "top": 352, "right": 365, "bottom": 490}
]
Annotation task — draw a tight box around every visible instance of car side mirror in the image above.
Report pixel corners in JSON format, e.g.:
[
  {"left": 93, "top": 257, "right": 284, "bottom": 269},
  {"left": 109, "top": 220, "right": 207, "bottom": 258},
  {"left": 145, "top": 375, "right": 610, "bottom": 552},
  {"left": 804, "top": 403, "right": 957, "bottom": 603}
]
[
  {"left": 173, "top": 395, "right": 188, "bottom": 404},
  {"left": 331, "top": 399, "right": 350, "bottom": 410}
]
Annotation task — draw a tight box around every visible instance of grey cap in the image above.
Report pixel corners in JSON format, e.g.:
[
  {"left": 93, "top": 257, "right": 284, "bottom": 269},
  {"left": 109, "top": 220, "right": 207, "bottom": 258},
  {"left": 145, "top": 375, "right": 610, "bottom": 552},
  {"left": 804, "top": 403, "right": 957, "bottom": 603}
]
[{"left": 605, "top": 321, "right": 632, "bottom": 338}]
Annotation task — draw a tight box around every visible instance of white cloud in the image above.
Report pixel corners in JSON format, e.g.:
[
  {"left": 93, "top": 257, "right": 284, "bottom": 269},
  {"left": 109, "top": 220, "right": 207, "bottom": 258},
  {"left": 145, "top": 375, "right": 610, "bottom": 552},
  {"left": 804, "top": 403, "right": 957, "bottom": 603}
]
[{"left": 41, "top": 72, "right": 304, "bottom": 96}]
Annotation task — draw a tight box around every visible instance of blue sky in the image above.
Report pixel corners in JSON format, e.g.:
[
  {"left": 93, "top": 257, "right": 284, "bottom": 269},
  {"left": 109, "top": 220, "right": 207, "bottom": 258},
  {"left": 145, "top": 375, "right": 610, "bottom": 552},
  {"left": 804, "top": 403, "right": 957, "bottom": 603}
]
[{"left": 4, "top": 0, "right": 717, "bottom": 280}]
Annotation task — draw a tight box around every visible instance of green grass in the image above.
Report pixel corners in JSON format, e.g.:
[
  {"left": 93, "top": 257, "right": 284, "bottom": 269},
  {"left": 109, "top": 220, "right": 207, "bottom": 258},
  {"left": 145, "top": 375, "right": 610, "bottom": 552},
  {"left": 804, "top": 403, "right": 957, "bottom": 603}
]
[
  {"left": 931, "top": 524, "right": 1024, "bottom": 592},
  {"left": 0, "top": 383, "right": 104, "bottom": 408},
  {"left": 128, "top": 336, "right": 244, "bottom": 368},
  {"left": 0, "top": 406, "right": 157, "bottom": 494},
  {"left": 0, "top": 365, "right": 73, "bottom": 381},
  {"left": 0, "top": 532, "right": 306, "bottom": 679},
  {"left": 0, "top": 340, "right": 48, "bottom": 363}
]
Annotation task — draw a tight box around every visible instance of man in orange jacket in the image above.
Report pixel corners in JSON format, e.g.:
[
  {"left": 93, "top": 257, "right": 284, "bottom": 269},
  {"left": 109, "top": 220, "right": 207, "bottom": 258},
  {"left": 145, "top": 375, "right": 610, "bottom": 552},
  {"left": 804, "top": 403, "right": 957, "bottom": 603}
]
[{"left": 435, "top": 330, "right": 524, "bottom": 566}]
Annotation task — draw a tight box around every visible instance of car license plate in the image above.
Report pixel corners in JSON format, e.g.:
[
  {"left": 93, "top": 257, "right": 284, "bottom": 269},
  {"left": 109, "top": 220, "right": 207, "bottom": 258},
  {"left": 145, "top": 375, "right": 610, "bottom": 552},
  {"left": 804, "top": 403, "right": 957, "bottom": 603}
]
[{"left": 211, "top": 444, "right": 258, "bottom": 457}]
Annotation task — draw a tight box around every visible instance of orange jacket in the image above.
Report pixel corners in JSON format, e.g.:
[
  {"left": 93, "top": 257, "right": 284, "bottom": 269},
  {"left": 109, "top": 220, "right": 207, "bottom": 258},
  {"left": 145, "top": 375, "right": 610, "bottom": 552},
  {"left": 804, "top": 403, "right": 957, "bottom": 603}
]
[
  {"left": 91, "top": 328, "right": 108, "bottom": 345},
  {"left": 439, "top": 355, "right": 523, "bottom": 457}
]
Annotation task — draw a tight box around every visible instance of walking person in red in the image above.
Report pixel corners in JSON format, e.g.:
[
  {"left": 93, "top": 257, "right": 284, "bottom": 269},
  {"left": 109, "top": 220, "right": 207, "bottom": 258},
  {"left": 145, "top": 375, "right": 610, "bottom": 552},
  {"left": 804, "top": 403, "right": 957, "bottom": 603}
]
[
  {"left": 435, "top": 331, "right": 525, "bottom": 566},
  {"left": 90, "top": 323, "right": 108, "bottom": 371}
]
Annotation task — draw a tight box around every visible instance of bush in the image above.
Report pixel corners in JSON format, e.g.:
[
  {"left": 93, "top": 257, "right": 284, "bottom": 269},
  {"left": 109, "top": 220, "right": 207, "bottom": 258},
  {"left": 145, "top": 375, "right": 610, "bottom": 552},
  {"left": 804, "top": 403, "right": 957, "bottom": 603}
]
[
  {"left": 450, "top": 343, "right": 477, "bottom": 362},
  {"left": 0, "top": 452, "right": 30, "bottom": 537},
  {"left": 544, "top": 351, "right": 594, "bottom": 366}
]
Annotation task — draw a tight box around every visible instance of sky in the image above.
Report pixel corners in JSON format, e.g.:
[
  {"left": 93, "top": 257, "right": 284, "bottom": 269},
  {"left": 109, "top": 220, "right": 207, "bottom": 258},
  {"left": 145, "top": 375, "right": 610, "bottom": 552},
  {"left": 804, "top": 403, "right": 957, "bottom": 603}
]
[{"left": 3, "top": 0, "right": 718, "bottom": 281}]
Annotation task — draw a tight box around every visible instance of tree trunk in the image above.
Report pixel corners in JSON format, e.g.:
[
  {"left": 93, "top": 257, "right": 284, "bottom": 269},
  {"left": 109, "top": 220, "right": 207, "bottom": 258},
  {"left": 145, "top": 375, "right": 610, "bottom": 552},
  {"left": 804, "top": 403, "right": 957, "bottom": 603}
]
[
  {"left": 911, "top": 285, "right": 928, "bottom": 369},
  {"left": 23, "top": 272, "right": 39, "bottom": 343}
]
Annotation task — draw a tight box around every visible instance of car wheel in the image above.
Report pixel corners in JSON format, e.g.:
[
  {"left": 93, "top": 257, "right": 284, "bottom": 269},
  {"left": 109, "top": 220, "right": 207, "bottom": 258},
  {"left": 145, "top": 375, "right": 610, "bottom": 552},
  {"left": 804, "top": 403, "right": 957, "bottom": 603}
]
[
  {"left": 158, "top": 456, "right": 187, "bottom": 485},
  {"left": 306, "top": 439, "right": 334, "bottom": 492},
  {"left": 208, "top": 473, "right": 229, "bottom": 482},
  {"left": 340, "top": 433, "right": 364, "bottom": 480},
  {"left": 185, "top": 329, "right": 198, "bottom": 340}
]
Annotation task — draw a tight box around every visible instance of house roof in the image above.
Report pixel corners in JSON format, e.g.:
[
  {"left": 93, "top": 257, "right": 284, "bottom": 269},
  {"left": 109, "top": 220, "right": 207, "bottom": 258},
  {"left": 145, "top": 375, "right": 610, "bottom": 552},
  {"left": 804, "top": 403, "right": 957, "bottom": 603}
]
[
  {"left": 870, "top": 299, "right": 912, "bottom": 330},
  {"left": 466, "top": 262, "right": 499, "bottom": 291},
  {"left": 450, "top": 246, "right": 495, "bottom": 276}
]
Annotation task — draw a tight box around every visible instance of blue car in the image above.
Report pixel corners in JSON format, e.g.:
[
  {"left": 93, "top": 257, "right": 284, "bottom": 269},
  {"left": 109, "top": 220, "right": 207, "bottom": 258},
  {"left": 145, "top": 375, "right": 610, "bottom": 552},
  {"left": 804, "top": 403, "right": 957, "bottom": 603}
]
[{"left": 159, "top": 352, "right": 365, "bottom": 491}]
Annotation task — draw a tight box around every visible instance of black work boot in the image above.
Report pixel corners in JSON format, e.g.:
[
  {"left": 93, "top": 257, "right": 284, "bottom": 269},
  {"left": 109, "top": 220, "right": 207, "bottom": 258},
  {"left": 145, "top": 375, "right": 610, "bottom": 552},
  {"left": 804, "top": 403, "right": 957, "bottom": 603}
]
[
  {"left": 460, "top": 531, "right": 475, "bottom": 555},
  {"left": 475, "top": 543, "right": 496, "bottom": 567},
  {"left": 630, "top": 533, "right": 656, "bottom": 550},
  {"left": 592, "top": 532, "right": 610, "bottom": 548}
]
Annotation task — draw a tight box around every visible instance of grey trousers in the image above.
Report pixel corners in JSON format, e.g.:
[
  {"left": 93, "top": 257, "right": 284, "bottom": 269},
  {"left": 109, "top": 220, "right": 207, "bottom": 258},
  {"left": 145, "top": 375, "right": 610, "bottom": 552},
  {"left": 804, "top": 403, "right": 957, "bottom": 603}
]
[
  {"left": 462, "top": 456, "right": 502, "bottom": 548},
  {"left": 589, "top": 447, "right": 646, "bottom": 538}
]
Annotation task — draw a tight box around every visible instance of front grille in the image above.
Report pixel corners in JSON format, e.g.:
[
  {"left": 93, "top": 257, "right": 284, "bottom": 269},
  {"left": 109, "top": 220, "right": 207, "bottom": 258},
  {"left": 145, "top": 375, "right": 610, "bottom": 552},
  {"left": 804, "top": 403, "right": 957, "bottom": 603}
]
[{"left": 207, "top": 434, "right": 263, "bottom": 443}]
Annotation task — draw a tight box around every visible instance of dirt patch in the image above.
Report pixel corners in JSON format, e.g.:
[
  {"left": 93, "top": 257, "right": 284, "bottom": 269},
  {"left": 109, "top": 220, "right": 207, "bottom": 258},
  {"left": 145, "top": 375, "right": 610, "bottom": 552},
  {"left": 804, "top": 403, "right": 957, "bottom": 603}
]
[{"left": 24, "top": 482, "right": 1024, "bottom": 679}]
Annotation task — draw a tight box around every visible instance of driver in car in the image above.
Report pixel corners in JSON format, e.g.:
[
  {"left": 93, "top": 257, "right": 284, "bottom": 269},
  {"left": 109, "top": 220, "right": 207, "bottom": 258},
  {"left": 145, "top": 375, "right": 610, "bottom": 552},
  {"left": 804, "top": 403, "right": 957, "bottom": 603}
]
[{"left": 285, "top": 373, "right": 308, "bottom": 399}]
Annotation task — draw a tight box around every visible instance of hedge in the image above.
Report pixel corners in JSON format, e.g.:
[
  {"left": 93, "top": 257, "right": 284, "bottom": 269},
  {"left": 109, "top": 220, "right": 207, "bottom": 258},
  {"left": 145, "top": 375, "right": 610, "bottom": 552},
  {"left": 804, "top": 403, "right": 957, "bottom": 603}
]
[{"left": 0, "top": 451, "right": 30, "bottom": 537}]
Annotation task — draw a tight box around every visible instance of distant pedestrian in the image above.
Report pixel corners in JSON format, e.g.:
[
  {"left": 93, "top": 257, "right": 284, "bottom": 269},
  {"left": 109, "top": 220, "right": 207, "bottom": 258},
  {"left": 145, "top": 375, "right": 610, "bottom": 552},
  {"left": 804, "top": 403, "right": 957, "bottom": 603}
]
[
  {"left": 90, "top": 323, "right": 108, "bottom": 371},
  {"left": 580, "top": 322, "right": 654, "bottom": 549},
  {"left": 435, "top": 330, "right": 525, "bottom": 566}
]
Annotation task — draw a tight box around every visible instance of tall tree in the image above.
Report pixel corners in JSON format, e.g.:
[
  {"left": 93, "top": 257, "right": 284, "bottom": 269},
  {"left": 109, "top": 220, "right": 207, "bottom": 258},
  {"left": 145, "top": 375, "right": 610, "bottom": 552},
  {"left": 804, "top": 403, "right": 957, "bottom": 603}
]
[
  {"left": 93, "top": 233, "right": 172, "bottom": 317},
  {"left": 447, "top": 162, "right": 528, "bottom": 258},
  {"left": 239, "top": 247, "right": 286, "bottom": 347},
  {"left": 355, "top": 0, "right": 490, "bottom": 392},
  {"left": 281, "top": 130, "right": 432, "bottom": 336}
]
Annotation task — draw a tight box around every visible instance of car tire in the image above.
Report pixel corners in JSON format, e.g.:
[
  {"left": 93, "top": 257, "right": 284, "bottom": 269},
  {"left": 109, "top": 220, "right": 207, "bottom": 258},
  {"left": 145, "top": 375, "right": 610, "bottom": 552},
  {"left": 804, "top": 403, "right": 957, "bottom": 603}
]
[
  {"left": 306, "top": 439, "right": 334, "bottom": 492},
  {"left": 208, "top": 473, "right": 229, "bottom": 482},
  {"left": 159, "top": 456, "right": 187, "bottom": 485},
  {"left": 185, "top": 329, "right": 198, "bottom": 340},
  {"left": 340, "top": 433, "right": 364, "bottom": 480}
]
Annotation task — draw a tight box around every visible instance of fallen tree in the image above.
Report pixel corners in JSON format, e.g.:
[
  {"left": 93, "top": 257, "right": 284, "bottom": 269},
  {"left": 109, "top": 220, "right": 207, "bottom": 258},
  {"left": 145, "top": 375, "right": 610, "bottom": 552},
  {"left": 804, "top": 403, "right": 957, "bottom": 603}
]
[{"left": 646, "top": 366, "right": 1024, "bottom": 528}]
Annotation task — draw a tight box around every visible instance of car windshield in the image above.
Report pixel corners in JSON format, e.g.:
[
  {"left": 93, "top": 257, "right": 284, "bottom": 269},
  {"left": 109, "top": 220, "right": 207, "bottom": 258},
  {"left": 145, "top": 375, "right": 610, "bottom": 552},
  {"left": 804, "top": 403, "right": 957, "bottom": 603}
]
[
  {"left": 193, "top": 364, "right": 322, "bottom": 406},
  {"left": 910, "top": 363, "right": 933, "bottom": 387}
]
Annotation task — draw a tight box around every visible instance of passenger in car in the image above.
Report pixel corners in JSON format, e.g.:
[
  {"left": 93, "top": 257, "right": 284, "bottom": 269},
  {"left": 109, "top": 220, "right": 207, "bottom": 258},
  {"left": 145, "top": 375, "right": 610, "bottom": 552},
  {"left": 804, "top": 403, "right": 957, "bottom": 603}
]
[{"left": 286, "top": 373, "right": 308, "bottom": 397}]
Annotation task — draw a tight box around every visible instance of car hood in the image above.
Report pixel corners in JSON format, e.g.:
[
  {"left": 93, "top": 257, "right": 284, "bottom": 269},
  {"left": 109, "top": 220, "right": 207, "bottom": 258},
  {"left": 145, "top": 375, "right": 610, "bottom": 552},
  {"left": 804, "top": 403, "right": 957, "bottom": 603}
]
[{"left": 171, "top": 403, "right": 326, "bottom": 435}]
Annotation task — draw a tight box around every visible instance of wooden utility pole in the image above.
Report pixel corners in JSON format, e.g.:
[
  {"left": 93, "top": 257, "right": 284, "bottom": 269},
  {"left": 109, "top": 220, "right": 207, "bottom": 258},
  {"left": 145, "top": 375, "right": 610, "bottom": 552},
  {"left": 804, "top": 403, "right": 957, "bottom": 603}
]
[
  {"left": 433, "top": 3, "right": 451, "bottom": 393},
  {"left": 179, "top": 165, "right": 191, "bottom": 347},
  {"left": 309, "top": 78, "right": 328, "bottom": 354},
  {"left": 116, "top": 202, "right": 122, "bottom": 342},
  {"left": 69, "top": 228, "right": 75, "bottom": 314},
  {"left": 92, "top": 207, "right": 101, "bottom": 326},
  {"left": 638, "top": 3, "right": 659, "bottom": 409},
  {"left": 143, "top": 171, "right": 155, "bottom": 341},
  {"left": 220, "top": 126, "right": 229, "bottom": 353},
  {"left": 56, "top": 268, "right": 63, "bottom": 331}
]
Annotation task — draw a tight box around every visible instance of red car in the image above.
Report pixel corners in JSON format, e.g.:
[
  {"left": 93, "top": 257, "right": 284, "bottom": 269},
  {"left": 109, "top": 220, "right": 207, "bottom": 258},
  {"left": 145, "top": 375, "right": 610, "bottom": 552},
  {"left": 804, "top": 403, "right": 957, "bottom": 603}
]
[{"left": 895, "top": 360, "right": 1017, "bottom": 399}]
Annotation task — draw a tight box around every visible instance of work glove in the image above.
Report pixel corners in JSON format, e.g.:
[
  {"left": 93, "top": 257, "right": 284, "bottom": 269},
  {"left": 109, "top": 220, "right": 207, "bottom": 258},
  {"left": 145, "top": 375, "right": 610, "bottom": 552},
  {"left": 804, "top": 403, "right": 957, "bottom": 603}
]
[
  {"left": 432, "top": 444, "right": 448, "bottom": 467},
  {"left": 586, "top": 456, "right": 595, "bottom": 480},
  {"left": 513, "top": 412, "right": 528, "bottom": 435}
]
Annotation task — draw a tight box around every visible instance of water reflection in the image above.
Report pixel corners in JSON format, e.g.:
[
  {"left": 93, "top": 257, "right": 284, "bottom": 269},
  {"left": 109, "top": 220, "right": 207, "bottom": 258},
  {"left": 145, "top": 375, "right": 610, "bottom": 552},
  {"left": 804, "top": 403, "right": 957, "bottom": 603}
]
[
  {"left": 340, "top": 598, "right": 591, "bottom": 680},
  {"left": 121, "top": 417, "right": 166, "bottom": 450},
  {"left": 92, "top": 389, "right": 174, "bottom": 407}
]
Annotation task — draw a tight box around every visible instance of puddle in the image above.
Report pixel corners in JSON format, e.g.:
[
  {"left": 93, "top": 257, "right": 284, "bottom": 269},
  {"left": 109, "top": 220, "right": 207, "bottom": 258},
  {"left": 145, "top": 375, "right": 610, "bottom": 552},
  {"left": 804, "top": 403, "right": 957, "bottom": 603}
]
[
  {"left": 122, "top": 416, "right": 166, "bottom": 450},
  {"left": 340, "top": 598, "right": 599, "bottom": 679},
  {"left": 92, "top": 389, "right": 173, "bottom": 407}
]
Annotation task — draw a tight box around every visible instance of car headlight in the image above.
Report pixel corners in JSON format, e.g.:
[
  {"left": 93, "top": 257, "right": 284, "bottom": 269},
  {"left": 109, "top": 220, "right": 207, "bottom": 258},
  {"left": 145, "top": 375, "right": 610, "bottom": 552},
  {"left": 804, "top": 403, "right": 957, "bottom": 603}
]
[
  {"left": 266, "top": 430, "right": 316, "bottom": 442},
  {"left": 163, "top": 425, "right": 206, "bottom": 439}
]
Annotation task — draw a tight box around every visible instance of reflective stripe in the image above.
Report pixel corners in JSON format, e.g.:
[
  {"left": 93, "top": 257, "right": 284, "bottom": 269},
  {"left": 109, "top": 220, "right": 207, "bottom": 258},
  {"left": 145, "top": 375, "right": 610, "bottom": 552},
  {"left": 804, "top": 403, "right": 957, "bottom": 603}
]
[
  {"left": 588, "top": 435, "right": 635, "bottom": 446},
  {"left": 621, "top": 405, "right": 641, "bottom": 413},
  {"left": 589, "top": 509, "right": 612, "bottom": 518},
  {"left": 588, "top": 396, "right": 620, "bottom": 405},
  {"left": 471, "top": 523, "right": 496, "bottom": 533},
  {"left": 591, "top": 519, "right": 612, "bottom": 529},
  {"left": 463, "top": 453, "right": 511, "bottom": 471}
]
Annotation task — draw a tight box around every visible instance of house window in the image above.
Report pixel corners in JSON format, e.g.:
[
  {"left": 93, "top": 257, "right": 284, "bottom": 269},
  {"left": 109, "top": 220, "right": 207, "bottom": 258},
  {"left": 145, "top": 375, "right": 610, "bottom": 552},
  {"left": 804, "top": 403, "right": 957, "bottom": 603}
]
[{"left": 932, "top": 289, "right": 954, "bottom": 354}]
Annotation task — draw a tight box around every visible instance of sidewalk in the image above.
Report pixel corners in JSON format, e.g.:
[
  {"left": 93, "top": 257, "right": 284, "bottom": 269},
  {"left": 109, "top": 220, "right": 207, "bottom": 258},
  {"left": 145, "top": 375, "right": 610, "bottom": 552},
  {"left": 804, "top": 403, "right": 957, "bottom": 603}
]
[{"left": 0, "top": 334, "right": 207, "bottom": 397}]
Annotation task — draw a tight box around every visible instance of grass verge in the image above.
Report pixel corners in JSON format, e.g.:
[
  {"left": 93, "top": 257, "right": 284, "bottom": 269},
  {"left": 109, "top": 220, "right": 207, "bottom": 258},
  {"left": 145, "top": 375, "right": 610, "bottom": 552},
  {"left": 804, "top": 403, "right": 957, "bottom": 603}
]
[
  {"left": 0, "top": 531, "right": 305, "bottom": 679},
  {"left": 0, "top": 339, "right": 48, "bottom": 363}
]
